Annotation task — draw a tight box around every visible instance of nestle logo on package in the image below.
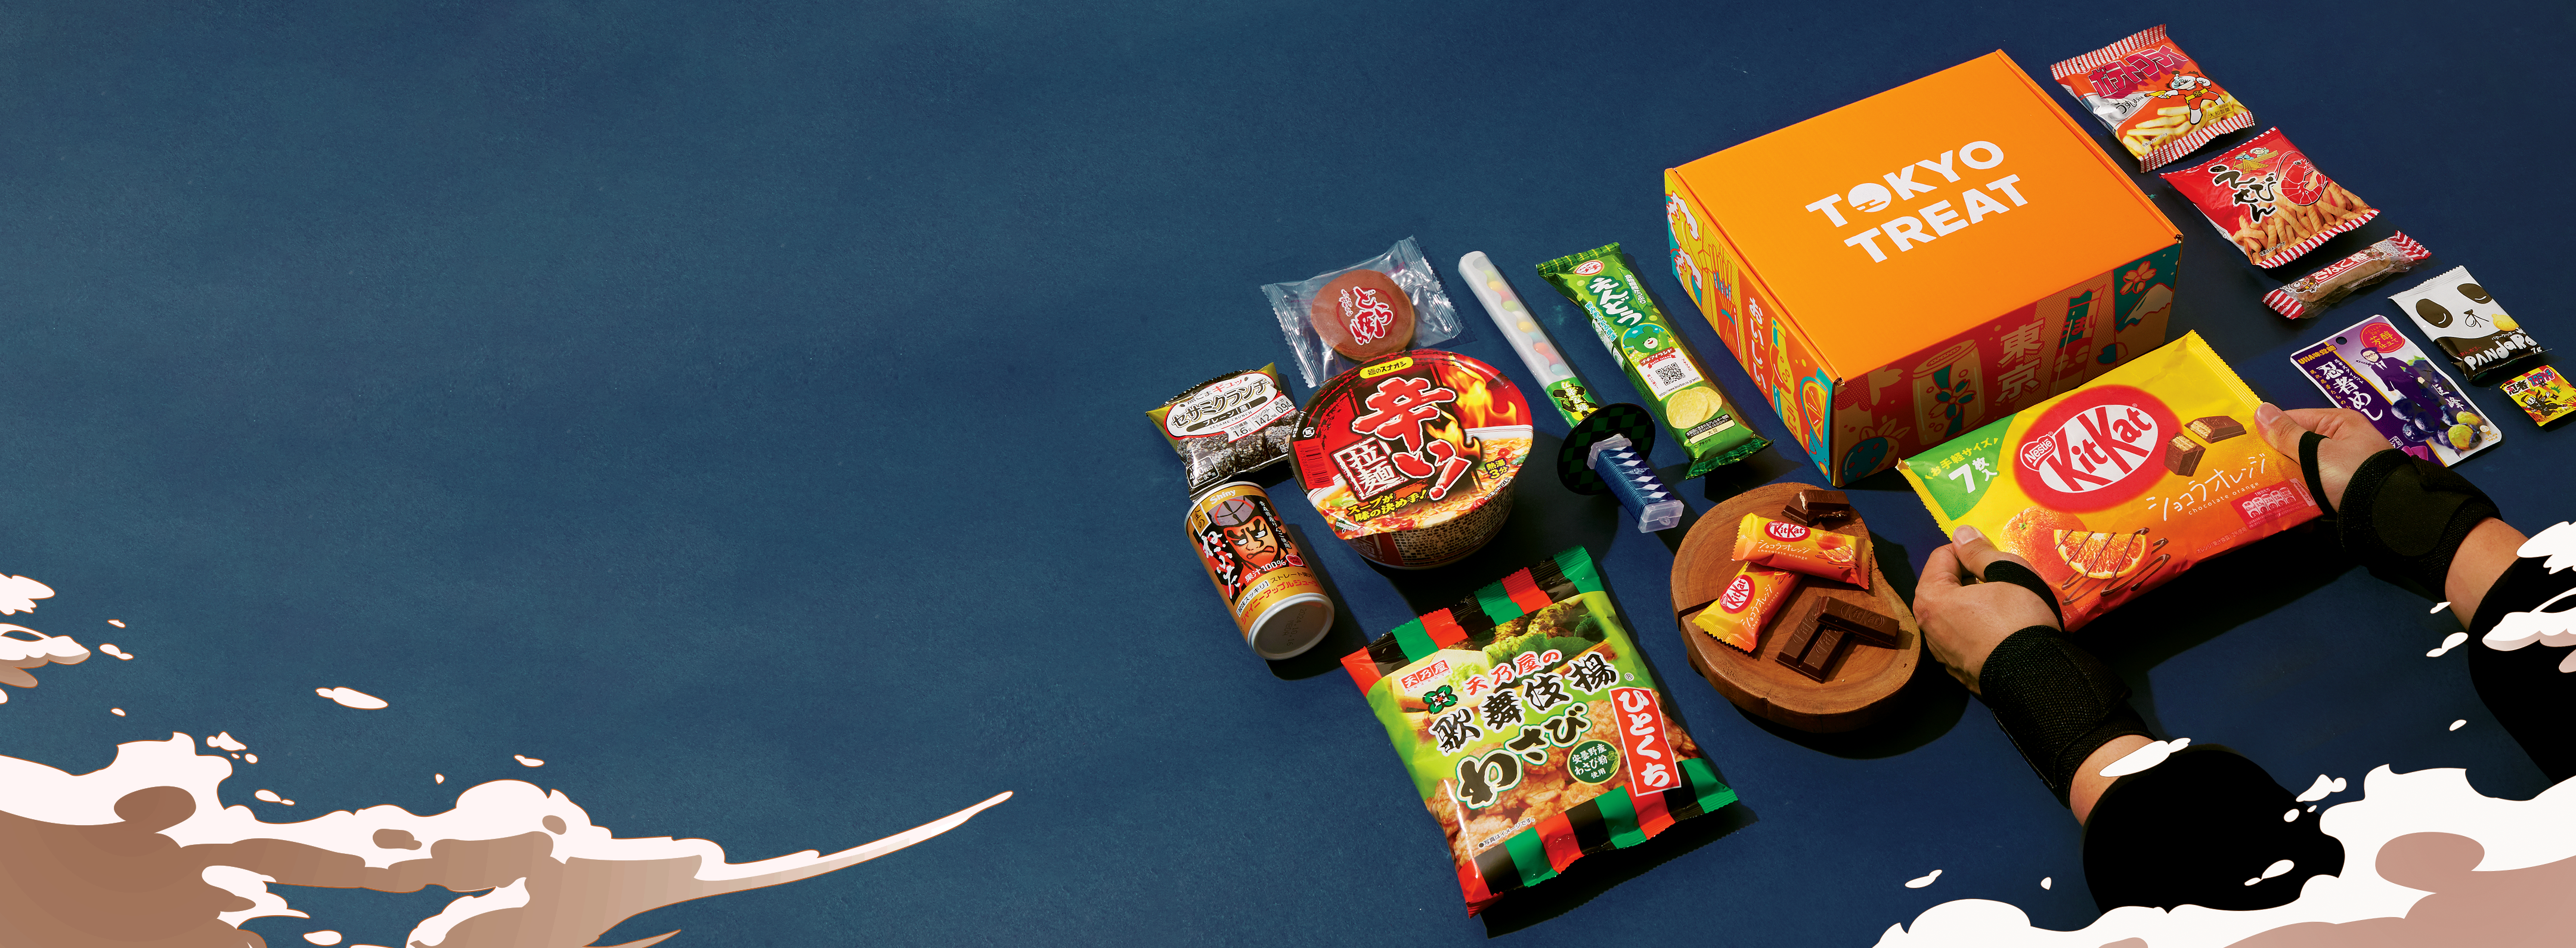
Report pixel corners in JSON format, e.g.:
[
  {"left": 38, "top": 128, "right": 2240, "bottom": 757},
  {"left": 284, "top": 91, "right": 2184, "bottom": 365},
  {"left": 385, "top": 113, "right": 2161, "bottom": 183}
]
[
  {"left": 2236, "top": 484, "right": 2307, "bottom": 525},
  {"left": 1398, "top": 659, "right": 1451, "bottom": 692}
]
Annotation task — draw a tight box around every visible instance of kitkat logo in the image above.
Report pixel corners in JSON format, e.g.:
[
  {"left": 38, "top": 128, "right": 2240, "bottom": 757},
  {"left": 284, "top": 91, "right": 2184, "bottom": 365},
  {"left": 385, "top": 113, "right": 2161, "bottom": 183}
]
[
  {"left": 1719, "top": 574, "right": 1755, "bottom": 613},
  {"left": 2012, "top": 385, "right": 2179, "bottom": 512},
  {"left": 1572, "top": 261, "right": 1605, "bottom": 276},
  {"left": 1763, "top": 520, "right": 1809, "bottom": 542}
]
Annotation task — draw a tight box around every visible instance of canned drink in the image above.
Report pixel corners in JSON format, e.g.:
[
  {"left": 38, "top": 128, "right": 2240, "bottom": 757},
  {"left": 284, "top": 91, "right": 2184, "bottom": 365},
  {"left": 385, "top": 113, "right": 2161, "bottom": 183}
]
[{"left": 1185, "top": 481, "right": 1336, "bottom": 659}]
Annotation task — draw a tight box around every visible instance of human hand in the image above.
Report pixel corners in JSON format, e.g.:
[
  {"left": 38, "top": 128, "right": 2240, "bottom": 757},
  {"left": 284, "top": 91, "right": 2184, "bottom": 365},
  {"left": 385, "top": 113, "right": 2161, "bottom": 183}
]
[
  {"left": 1914, "top": 526, "right": 2065, "bottom": 696},
  {"left": 2252, "top": 402, "right": 2388, "bottom": 515}
]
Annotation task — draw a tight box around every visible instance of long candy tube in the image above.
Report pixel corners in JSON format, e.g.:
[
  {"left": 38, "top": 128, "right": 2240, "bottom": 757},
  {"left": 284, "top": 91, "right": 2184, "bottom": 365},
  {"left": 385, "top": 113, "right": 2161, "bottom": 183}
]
[
  {"left": 1459, "top": 251, "right": 1600, "bottom": 428},
  {"left": 1461, "top": 250, "right": 1682, "bottom": 533}
]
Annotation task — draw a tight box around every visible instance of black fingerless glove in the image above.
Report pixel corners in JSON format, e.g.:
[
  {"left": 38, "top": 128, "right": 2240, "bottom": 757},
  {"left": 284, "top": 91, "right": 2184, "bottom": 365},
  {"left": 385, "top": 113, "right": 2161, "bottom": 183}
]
[
  {"left": 1977, "top": 627, "right": 2154, "bottom": 808},
  {"left": 2306, "top": 435, "right": 2500, "bottom": 595}
]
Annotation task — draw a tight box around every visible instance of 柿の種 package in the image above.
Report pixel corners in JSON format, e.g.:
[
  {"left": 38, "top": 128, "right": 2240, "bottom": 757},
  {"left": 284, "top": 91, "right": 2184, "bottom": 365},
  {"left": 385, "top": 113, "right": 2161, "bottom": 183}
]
[
  {"left": 1899, "top": 333, "right": 2320, "bottom": 631},
  {"left": 1340, "top": 548, "right": 1737, "bottom": 915}
]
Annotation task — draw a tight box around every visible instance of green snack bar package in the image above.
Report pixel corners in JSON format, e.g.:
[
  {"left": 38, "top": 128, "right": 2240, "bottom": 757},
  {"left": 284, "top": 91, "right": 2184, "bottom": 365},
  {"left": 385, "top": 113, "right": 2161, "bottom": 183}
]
[
  {"left": 1537, "top": 244, "right": 1766, "bottom": 478},
  {"left": 1340, "top": 547, "right": 1738, "bottom": 915}
]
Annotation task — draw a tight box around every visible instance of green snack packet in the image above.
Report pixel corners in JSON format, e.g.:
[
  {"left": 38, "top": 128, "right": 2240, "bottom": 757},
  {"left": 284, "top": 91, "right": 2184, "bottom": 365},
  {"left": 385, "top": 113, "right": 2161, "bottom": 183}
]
[
  {"left": 1340, "top": 547, "right": 1738, "bottom": 915},
  {"left": 1537, "top": 243, "right": 1766, "bottom": 478}
]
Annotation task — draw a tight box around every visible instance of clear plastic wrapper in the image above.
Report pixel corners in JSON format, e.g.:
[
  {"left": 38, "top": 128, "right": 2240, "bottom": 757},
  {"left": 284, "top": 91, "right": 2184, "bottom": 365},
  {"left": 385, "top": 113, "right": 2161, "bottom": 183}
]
[{"left": 1262, "top": 237, "right": 1463, "bottom": 388}]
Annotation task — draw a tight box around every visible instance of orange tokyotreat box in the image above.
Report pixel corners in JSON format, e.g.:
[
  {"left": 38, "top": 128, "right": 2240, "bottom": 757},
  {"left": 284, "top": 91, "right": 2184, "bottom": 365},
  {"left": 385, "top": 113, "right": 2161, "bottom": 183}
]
[{"left": 1665, "top": 52, "right": 2183, "bottom": 485}]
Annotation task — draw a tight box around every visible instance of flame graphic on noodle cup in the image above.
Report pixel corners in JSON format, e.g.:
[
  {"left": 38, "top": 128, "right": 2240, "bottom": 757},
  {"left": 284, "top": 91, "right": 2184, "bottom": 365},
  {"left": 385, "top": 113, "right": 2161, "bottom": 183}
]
[
  {"left": 1292, "top": 351, "right": 1534, "bottom": 569},
  {"left": 2011, "top": 385, "right": 2178, "bottom": 512}
]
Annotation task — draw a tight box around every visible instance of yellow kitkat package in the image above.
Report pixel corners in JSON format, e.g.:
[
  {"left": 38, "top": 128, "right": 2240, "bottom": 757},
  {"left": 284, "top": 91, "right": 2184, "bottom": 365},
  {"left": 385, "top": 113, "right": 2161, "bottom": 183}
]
[{"left": 1897, "top": 333, "right": 2318, "bottom": 630}]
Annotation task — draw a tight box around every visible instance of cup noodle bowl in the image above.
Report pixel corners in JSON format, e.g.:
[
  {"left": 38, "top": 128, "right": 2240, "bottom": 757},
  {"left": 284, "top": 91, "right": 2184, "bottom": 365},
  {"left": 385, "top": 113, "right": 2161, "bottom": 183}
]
[{"left": 1291, "top": 351, "right": 1532, "bottom": 569}]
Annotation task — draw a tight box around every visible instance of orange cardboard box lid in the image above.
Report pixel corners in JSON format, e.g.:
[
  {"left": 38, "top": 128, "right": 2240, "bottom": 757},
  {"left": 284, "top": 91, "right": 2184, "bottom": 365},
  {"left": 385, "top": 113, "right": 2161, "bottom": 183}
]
[{"left": 1670, "top": 52, "right": 2177, "bottom": 379}]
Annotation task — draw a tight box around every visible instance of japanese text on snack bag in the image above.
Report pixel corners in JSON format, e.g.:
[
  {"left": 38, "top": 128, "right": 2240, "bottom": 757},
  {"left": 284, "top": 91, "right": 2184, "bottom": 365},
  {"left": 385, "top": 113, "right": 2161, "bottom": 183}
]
[{"left": 1799, "top": 141, "right": 2029, "bottom": 262}]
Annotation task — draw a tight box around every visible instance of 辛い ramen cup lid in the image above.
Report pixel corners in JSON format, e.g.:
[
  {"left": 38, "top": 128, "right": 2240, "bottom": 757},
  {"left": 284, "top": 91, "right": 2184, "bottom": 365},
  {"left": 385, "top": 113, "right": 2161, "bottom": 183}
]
[{"left": 1290, "top": 350, "right": 1532, "bottom": 569}]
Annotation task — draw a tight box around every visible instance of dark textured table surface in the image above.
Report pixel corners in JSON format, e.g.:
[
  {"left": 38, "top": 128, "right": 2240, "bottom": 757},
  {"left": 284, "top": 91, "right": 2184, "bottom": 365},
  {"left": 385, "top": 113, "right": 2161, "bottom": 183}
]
[{"left": 1, "top": 2, "right": 2566, "bottom": 944}]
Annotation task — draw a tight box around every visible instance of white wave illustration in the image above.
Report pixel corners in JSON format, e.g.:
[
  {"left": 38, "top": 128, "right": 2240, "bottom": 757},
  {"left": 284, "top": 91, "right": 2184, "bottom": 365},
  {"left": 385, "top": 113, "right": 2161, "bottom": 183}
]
[
  {"left": 0, "top": 735, "right": 1011, "bottom": 946},
  {"left": 1875, "top": 766, "right": 2576, "bottom": 946}
]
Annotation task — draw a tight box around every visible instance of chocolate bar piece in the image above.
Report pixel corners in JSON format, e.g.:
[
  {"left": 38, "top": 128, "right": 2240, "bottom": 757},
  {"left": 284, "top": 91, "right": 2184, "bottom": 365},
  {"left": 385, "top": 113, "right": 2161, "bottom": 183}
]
[
  {"left": 1775, "top": 620, "right": 1842, "bottom": 682},
  {"left": 1818, "top": 597, "right": 1899, "bottom": 648},
  {"left": 1773, "top": 597, "right": 1829, "bottom": 666},
  {"left": 2164, "top": 434, "right": 2204, "bottom": 477},
  {"left": 1773, "top": 597, "right": 1902, "bottom": 683},
  {"left": 1784, "top": 489, "right": 1853, "bottom": 526},
  {"left": 2187, "top": 415, "right": 2244, "bottom": 442}
]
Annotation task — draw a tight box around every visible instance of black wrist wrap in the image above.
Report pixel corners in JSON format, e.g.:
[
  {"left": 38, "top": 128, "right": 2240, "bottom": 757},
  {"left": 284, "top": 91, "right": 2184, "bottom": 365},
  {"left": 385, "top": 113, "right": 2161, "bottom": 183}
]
[
  {"left": 1977, "top": 627, "right": 2154, "bottom": 808},
  {"left": 2333, "top": 447, "right": 2500, "bottom": 594}
]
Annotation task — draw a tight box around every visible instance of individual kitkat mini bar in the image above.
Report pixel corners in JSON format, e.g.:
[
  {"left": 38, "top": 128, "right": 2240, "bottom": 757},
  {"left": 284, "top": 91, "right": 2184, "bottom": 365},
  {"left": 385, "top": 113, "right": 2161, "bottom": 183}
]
[
  {"left": 2051, "top": 25, "right": 2254, "bottom": 172},
  {"left": 1689, "top": 563, "right": 1799, "bottom": 653},
  {"left": 1535, "top": 243, "right": 1766, "bottom": 478},
  {"left": 1730, "top": 513, "right": 1868, "bottom": 590}
]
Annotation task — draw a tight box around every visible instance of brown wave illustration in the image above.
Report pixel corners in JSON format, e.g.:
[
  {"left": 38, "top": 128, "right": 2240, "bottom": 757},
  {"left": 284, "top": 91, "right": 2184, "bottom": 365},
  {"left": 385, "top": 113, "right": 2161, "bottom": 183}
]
[
  {"left": 0, "top": 735, "right": 1010, "bottom": 947},
  {"left": 2226, "top": 831, "right": 2576, "bottom": 947}
]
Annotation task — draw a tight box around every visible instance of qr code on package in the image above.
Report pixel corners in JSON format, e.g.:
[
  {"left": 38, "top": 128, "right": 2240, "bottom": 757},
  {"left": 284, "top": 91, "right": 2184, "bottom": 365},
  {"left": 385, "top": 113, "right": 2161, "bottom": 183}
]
[{"left": 1637, "top": 349, "right": 1703, "bottom": 399}]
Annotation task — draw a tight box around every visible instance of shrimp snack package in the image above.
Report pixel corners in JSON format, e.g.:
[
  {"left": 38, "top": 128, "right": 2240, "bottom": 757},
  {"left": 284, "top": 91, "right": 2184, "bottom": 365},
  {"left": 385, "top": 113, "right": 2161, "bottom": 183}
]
[
  {"left": 1342, "top": 547, "right": 1738, "bottom": 915},
  {"left": 1897, "top": 333, "right": 2321, "bottom": 630}
]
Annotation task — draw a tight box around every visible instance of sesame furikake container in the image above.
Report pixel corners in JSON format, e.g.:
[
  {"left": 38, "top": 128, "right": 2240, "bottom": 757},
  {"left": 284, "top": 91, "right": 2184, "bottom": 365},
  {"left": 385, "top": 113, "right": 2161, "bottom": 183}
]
[{"left": 1290, "top": 350, "right": 1532, "bottom": 569}]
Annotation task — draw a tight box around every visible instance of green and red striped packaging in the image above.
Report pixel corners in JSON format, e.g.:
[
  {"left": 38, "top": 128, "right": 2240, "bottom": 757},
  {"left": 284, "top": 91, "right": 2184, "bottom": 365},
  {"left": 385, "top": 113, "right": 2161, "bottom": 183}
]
[{"left": 1343, "top": 547, "right": 1738, "bottom": 914}]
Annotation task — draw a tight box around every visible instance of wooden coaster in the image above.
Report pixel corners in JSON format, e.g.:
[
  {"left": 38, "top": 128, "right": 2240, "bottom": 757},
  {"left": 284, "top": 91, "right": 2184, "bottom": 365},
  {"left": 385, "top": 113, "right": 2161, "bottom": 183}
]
[{"left": 1670, "top": 482, "right": 1921, "bottom": 733}]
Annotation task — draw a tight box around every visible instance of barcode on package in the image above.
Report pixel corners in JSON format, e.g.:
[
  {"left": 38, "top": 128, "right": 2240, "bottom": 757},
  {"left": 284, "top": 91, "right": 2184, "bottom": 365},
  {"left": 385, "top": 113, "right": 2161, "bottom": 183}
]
[{"left": 1637, "top": 349, "right": 1703, "bottom": 399}]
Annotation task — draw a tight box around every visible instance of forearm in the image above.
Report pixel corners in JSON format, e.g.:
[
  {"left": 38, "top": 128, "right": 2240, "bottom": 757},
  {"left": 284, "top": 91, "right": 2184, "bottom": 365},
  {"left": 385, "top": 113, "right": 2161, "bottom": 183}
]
[{"left": 2445, "top": 518, "right": 2526, "bottom": 627}]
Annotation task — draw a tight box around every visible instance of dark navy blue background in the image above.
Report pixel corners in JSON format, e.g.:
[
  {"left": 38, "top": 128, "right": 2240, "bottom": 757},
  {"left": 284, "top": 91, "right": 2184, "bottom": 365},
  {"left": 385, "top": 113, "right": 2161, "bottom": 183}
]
[{"left": 1, "top": 2, "right": 2566, "bottom": 944}]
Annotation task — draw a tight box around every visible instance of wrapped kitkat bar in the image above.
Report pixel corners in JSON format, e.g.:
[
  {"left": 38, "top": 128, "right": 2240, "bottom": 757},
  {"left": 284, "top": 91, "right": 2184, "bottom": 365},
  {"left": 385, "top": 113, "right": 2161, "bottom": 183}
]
[
  {"left": 1687, "top": 563, "right": 1798, "bottom": 653},
  {"left": 1342, "top": 548, "right": 1738, "bottom": 915},
  {"left": 1731, "top": 513, "right": 1868, "bottom": 590}
]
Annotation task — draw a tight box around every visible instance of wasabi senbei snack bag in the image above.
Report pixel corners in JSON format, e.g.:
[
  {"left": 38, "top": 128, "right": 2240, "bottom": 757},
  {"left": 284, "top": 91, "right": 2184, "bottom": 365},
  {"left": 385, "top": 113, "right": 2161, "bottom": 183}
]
[{"left": 1341, "top": 547, "right": 1738, "bottom": 914}]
